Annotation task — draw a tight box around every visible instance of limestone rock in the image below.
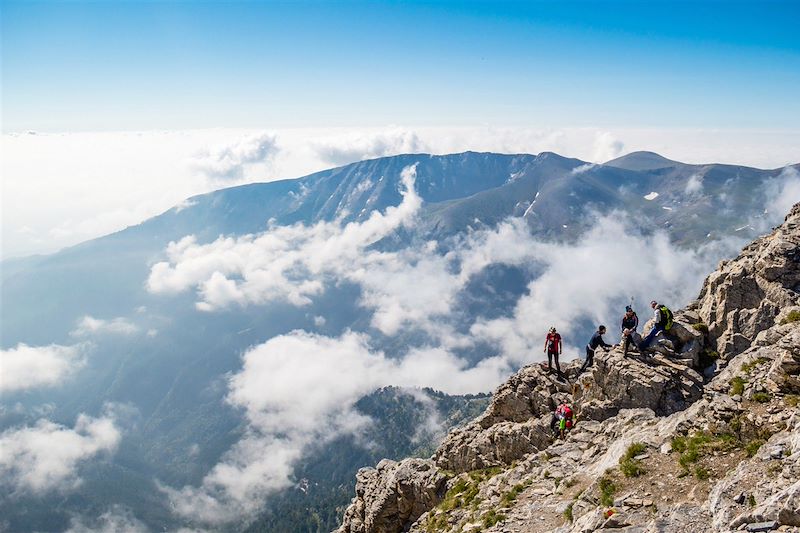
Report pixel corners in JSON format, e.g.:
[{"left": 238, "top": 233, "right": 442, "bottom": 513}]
[
  {"left": 432, "top": 362, "right": 574, "bottom": 472},
  {"left": 694, "top": 203, "right": 800, "bottom": 360},
  {"left": 337, "top": 458, "right": 448, "bottom": 533},
  {"left": 433, "top": 418, "right": 552, "bottom": 472},
  {"left": 573, "top": 343, "right": 703, "bottom": 420}
]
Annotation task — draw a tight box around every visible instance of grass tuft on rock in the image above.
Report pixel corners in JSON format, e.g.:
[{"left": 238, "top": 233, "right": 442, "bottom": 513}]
[
  {"left": 730, "top": 377, "right": 746, "bottom": 396},
  {"left": 500, "top": 480, "right": 532, "bottom": 507},
  {"left": 598, "top": 477, "right": 616, "bottom": 507},
  {"left": 780, "top": 310, "right": 800, "bottom": 325},
  {"left": 741, "top": 357, "right": 770, "bottom": 374},
  {"left": 482, "top": 509, "right": 506, "bottom": 528},
  {"left": 745, "top": 439, "right": 766, "bottom": 457},
  {"left": 752, "top": 392, "right": 771, "bottom": 403},
  {"left": 564, "top": 502, "right": 574, "bottom": 522},
  {"left": 619, "top": 442, "right": 648, "bottom": 478}
]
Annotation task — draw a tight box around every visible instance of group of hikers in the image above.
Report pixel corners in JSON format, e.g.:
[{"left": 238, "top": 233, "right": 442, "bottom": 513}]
[{"left": 546, "top": 299, "right": 674, "bottom": 438}]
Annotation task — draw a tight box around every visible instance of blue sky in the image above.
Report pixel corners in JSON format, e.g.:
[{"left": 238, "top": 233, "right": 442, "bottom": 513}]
[{"left": 3, "top": 0, "right": 799, "bottom": 132}]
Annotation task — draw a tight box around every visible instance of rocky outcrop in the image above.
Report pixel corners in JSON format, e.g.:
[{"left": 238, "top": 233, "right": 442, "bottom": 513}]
[
  {"left": 432, "top": 363, "right": 573, "bottom": 473},
  {"left": 573, "top": 343, "right": 704, "bottom": 421},
  {"left": 336, "top": 458, "right": 448, "bottom": 533},
  {"left": 693, "top": 203, "right": 800, "bottom": 360},
  {"left": 337, "top": 203, "right": 800, "bottom": 533}
]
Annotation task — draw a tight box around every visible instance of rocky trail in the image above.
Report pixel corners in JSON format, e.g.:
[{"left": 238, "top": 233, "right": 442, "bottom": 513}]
[{"left": 337, "top": 203, "right": 800, "bottom": 533}]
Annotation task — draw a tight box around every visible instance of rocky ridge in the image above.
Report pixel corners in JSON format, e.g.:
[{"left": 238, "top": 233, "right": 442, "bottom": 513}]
[{"left": 337, "top": 203, "right": 800, "bottom": 533}]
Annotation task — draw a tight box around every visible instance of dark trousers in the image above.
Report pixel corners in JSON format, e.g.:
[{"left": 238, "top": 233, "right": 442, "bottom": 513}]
[
  {"left": 547, "top": 351, "right": 561, "bottom": 373},
  {"left": 640, "top": 325, "right": 664, "bottom": 349},
  {"left": 580, "top": 345, "right": 595, "bottom": 373}
]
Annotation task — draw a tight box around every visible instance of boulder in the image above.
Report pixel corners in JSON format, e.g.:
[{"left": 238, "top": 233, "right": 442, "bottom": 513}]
[
  {"left": 573, "top": 345, "right": 703, "bottom": 420},
  {"left": 336, "top": 458, "right": 448, "bottom": 533},
  {"left": 433, "top": 418, "right": 551, "bottom": 472}
]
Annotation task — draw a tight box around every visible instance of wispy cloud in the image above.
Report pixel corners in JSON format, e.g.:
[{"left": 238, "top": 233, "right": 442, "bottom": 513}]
[
  {"left": 66, "top": 506, "right": 149, "bottom": 533},
  {"left": 592, "top": 131, "right": 624, "bottom": 163},
  {"left": 763, "top": 166, "right": 800, "bottom": 226},
  {"left": 0, "top": 343, "right": 87, "bottom": 393},
  {"left": 684, "top": 172, "right": 704, "bottom": 195},
  {"left": 0, "top": 413, "right": 120, "bottom": 494},
  {"left": 469, "top": 214, "right": 745, "bottom": 360},
  {"left": 70, "top": 316, "right": 138, "bottom": 337},
  {"left": 312, "top": 127, "right": 427, "bottom": 166}
]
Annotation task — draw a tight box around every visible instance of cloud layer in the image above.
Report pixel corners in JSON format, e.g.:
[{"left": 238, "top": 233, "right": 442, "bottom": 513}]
[{"left": 4, "top": 127, "right": 799, "bottom": 259}]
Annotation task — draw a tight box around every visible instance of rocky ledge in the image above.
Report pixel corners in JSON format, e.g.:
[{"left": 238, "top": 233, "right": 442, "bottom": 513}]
[{"left": 337, "top": 203, "right": 800, "bottom": 533}]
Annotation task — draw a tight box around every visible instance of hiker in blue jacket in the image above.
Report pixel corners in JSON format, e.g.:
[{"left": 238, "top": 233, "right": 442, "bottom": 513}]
[{"left": 579, "top": 325, "right": 613, "bottom": 374}]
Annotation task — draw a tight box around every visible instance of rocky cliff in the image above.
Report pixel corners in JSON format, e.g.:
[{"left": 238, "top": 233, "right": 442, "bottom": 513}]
[{"left": 337, "top": 203, "right": 800, "bottom": 533}]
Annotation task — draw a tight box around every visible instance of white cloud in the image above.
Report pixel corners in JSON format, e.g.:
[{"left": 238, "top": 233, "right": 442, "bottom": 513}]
[
  {"left": 147, "top": 164, "right": 422, "bottom": 312},
  {"left": 0, "top": 343, "right": 86, "bottom": 393},
  {"left": 70, "top": 315, "right": 139, "bottom": 337},
  {"left": 684, "top": 172, "right": 704, "bottom": 195},
  {"left": 66, "top": 506, "right": 149, "bottom": 533},
  {"left": 469, "top": 214, "right": 744, "bottom": 360},
  {"left": 312, "top": 127, "right": 427, "bottom": 165},
  {"left": 174, "top": 198, "right": 199, "bottom": 213},
  {"left": 189, "top": 131, "right": 279, "bottom": 181},
  {"left": 592, "top": 131, "right": 624, "bottom": 163},
  {"left": 0, "top": 413, "right": 120, "bottom": 494},
  {"left": 162, "top": 330, "right": 510, "bottom": 526},
  {"left": 570, "top": 163, "right": 596, "bottom": 175},
  {"left": 763, "top": 166, "right": 800, "bottom": 226}
]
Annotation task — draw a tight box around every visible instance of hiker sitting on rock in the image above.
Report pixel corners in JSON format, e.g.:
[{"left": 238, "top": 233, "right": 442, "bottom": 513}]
[
  {"left": 543, "top": 326, "right": 563, "bottom": 377},
  {"left": 639, "top": 300, "right": 673, "bottom": 351},
  {"left": 580, "top": 325, "right": 613, "bottom": 374},
  {"left": 621, "top": 305, "right": 641, "bottom": 357},
  {"left": 550, "top": 403, "right": 574, "bottom": 439}
]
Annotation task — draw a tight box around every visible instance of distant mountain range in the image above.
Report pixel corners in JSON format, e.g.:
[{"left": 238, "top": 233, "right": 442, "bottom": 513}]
[{"left": 1, "top": 151, "right": 796, "bottom": 532}]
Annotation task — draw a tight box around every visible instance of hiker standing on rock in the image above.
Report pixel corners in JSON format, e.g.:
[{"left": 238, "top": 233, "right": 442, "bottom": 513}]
[
  {"left": 639, "top": 300, "right": 673, "bottom": 351},
  {"left": 579, "top": 325, "right": 613, "bottom": 374},
  {"left": 621, "top": 305, "right": 640, "bottom": 357},
  {"left": 543, "top": 326, "right": 563, "bottom": 377}
]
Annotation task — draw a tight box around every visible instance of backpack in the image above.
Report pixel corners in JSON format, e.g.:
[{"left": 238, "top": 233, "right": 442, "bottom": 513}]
[{"left": 658, "top": 305, "right": 673, "bottom": 330}]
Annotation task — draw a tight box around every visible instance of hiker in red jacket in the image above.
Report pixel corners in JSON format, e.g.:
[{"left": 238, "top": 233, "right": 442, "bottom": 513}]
[{"left": 543, "top": 326, "right": 563, "bottom": 377}]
